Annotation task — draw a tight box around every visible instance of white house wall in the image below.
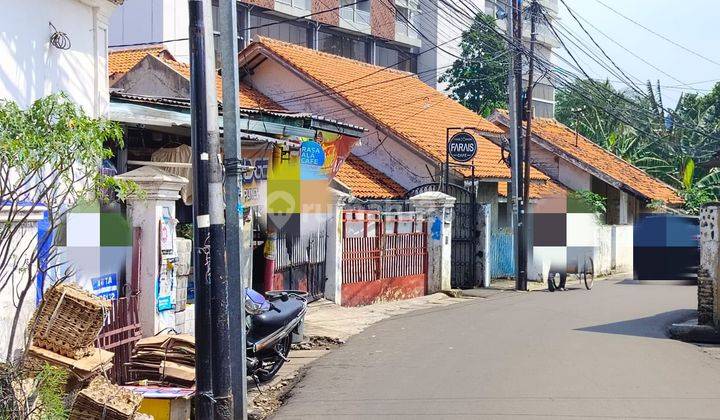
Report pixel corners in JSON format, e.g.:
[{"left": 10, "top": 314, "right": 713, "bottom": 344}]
[
  {"left": 0, "top": 0, "right": 114, "bottom": 116},
  {"left": 245, "top": 58, "right": 439, "bottom": 190}
]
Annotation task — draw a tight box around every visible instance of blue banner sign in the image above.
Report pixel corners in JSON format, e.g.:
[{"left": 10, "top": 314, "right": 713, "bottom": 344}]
[{"left": 91, "top": 273, "right": 118, "bottom": 300}]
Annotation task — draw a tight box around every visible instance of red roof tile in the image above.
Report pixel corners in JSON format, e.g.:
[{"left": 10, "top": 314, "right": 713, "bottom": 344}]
[
  {"left": 108, "top": 48, "right": 280, "bottom": 110},
  {"left": 109, "top": 46, "right": 168, "bottom": 76},
  {"left": 336, "top": 155, "right": 407, "bottom": 199},
  {"left": 491, "top": 111, "right": 682, "bottom": 205},
  {"left": 498, "top": 180, "right": 568, "bottom": 199},
  {"left": 243, "top": 37, "right": 547, "bottom": 181}
]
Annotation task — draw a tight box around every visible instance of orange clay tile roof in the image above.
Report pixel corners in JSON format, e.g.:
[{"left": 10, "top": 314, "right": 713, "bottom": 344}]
[
  {"left": 108, "top": 48, "right": 281, "bottom": 110},
  {"left": 245, "top": 37, "right": 546, "bottom": 181},
  {"left": 157, "top": 57, "right": 281, "bottom": 110},
  {"left": 498, "top": 180, "right": 568, "bottom": 199},
  {"left": 336, "top": 155, "right": 407, "bottom": 199},
  {"left": 108, "top": 46, "right": 167, "bottom": 76},
  {"left": 491, "top": 111, "right": 682, "bottom": 205}
]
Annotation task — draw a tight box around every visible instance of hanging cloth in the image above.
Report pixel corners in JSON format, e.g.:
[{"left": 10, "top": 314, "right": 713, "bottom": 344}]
[{"left": 151, "top": 144, "right": 193, "bottom": 205}]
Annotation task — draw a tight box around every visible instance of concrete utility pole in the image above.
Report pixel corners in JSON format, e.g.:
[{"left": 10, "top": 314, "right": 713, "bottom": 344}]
[
  {"left": 514, "top": 0, "right": 527, "bottom": 291},
  {"left": 200, "top": 0, "right": 234, "bottom": 417},
  {"left": 521, "top": 0, "right": 538, "bottom": 292},
  {"left": 219, "top": 0, "right": 248, "bottom": 417},
  {"left": 506, "top": 0, "right": 524, "bottom": 291},
  {"left": 188, "top": 0, "right": 214, "bottom": 417}
]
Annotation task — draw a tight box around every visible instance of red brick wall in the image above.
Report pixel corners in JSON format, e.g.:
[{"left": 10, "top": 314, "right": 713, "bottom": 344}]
[
  {"left": 371, "top": 0, "right": 395, "bottom": 40},
  {"left": 240, "top": 0, "right": 275, "bottom": 10},
  {"left": 312, "top": 0, "right": 341, "bottom": 26}
]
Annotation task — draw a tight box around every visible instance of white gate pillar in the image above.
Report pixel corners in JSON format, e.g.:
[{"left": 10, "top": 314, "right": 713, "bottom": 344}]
[
  {"left": 325, "top": 190, "right": 350, "bottom": 305},
  {"left": 116, "top": 166, "right": 187, "bottom": 337},
  {"left": 699, "top": 204, "right": 720, "bottom": 327},
  {"left": 410, "top": 191, "right": 456, "bottom": 293}
]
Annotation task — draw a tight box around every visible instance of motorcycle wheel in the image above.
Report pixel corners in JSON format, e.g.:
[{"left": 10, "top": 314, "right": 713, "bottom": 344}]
[{"left": 256, "top": 334, "right": 291, "bottom": 382}]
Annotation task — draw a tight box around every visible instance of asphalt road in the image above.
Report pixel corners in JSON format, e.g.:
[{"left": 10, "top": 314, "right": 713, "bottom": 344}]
[{"left": 273, "top": 278, "right": 720, "bottom": 419}]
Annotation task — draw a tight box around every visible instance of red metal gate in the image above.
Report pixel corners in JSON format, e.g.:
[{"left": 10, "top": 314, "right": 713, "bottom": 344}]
[
  {"left": 96, "top": 227, "right": 143, "bottom": 384},
  {"left": 341, "top": 210, "right": 427, "bottom": 306}
]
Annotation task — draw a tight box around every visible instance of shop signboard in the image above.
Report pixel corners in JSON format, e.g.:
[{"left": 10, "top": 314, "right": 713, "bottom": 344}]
[{"left": 447, "top": 132, "right": 477, "bottom": 162}]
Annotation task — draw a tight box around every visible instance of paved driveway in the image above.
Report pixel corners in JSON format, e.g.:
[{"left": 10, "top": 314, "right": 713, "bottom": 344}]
[{"left": 274, "top": 278, "right": 720, "bottom": 419}]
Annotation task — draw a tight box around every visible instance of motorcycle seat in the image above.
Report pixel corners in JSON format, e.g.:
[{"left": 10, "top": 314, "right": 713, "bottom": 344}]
[{"left": 248, "top": 298, "right": 304, "bottom": 343}]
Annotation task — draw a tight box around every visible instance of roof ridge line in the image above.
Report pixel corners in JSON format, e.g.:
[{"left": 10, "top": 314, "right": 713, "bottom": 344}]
[{"left": 255, "top": 36, "right": 415, "bottom": 77}]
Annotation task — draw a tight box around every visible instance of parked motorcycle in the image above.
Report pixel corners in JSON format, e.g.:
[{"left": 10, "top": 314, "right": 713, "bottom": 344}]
[{"left": 245, "top": 288, "right": 307, "bottom": 382}]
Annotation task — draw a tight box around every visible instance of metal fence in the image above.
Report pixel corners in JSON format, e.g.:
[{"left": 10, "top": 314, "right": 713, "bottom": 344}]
[
  {"left": 342, "top": 210, "right": 427, "bottom": 284},
  {"left": 274, "top": 227, "right": 327, "bottom": 301},
  {"left": 95, "top": 228, "right": 143, "bottom": 384}
]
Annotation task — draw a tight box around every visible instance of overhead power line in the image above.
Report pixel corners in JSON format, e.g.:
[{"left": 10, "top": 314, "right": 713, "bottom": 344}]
[{"left": 593, "top": 0, "right": 720, "bottom": 69}]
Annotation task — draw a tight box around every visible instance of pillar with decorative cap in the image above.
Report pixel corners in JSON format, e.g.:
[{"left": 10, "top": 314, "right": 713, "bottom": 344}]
[
  {"left": 699, "top": 203, "right": 720, "bottom": 327},
  {"left": 325, "top": 189, "right": 350, "bottom": 304},
  {"left": 409, "top": 191, "right": 456, "bottom": 293},
  {"left": 116, "top": 166, "right": 187, "bottom": 337}
]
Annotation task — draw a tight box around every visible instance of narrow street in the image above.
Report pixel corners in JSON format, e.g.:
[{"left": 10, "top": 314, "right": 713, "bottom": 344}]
[{"left": 274, "top": 278, "right": 720, "bottom": 419}]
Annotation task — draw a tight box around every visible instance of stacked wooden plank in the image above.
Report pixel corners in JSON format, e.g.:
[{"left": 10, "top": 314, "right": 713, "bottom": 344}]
[
  {"left": 69, "top": 375, "right": 142, "bottom": 420},
  {"left": 31, "top": 283, "right": 111, "bottom": 359},
  {"left": 126, "top": 334, "right": 195, "bottom": 387}
]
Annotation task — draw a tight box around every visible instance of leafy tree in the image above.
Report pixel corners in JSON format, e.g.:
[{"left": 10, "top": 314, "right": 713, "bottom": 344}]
[
  {"left": 0, "top": 94, "right": 134, "bottom": 417},
  {"left": 556, "top": 78, "right": 720, "bottom": 213},
  {"left": 440, "top": 12, "right": 509, "bottom": 116}
]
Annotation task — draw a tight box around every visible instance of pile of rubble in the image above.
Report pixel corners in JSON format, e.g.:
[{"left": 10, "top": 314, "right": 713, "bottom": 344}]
[{"left": 24, "top": 283, "right": 144, "bottom": 419}]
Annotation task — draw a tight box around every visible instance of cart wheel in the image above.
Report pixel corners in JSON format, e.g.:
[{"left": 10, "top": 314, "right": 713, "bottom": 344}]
[
  {"left": 547, "top": 272, "right": 558, "bottom": 292},
  {"left": 583, "top": 257, "right": 594, "bottom": 290}
]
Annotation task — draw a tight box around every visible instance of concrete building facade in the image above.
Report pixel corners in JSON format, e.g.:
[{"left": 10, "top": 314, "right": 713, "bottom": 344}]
[{"left": 109, "top": 0, "right": 558, "bottom": 115}]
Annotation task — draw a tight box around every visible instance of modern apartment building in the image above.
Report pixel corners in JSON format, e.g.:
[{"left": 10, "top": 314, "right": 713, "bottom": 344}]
[
  {"left": 485, "top": 0, "right": 559, "bottom": 117},
  {"left": 109, "top": 0, "right": 557, "bottom": 115}
]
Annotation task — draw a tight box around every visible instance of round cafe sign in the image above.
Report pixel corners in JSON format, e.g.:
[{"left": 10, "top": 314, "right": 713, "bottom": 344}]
[{"left": 447, "top": 132, "right": 477, "bottom": 162}]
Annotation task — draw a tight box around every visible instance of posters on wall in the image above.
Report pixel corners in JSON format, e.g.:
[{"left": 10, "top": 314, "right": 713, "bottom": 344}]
[{"left": 157, "top": 207, "right": 177, "bottom": 312}]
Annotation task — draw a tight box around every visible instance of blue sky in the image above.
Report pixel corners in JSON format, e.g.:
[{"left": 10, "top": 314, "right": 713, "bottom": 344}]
[{"left": 557, "top": 0, "right": 720, "bottom": 106}]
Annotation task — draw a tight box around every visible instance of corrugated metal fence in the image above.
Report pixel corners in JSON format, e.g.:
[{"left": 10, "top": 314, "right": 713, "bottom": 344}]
[{"left": 490, "top": 231, "right": 514, "bottom": 278}]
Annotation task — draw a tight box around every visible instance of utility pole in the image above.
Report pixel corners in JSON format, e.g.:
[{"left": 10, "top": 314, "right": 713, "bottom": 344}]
[
  {"left": 188, "top": 0, "right": 214, "bottom": 417},
  {"left": 201, "top": 0, "right": 234, "bottom": 417},
  {"left": 219, "top": 0, "right": 248, "bottom": 417},
  {"left": 521, "top": 0, "right": 538, "bottom": 292},
  {"left": 514, "top": 0, "right": 527, "bottom": 291},
  {"left": 506, "top": 0, "right": 523, "bottom": 291}
]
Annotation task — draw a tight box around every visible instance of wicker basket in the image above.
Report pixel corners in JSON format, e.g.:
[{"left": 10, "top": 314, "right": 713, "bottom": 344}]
[{"left": 31, "top": 283, "right": 111, "bottom": 360}]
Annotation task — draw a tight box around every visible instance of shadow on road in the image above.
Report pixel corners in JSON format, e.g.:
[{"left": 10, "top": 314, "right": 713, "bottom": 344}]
[{"left": 575, "top": 309, "right": 697, "bottom": 339}]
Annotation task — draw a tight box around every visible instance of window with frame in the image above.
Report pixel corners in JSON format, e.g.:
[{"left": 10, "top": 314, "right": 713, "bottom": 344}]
[
  {"left": 340, "top": 0, "right": 371, "bottom": 25},
  {"left": 376, "top": 44, "right": 417, "bottom": 72},
  {"left": 318, "top": 31, "right": 369, "bottom": 62},
  {"left": 249, "top": 13, "right": 309, "bottom": 47},
  {"left": 276, "top": 0, "right": 311, "bottom": 12},
  {"left": 395, "top": 0, "right": 419, "bottom": 39}
]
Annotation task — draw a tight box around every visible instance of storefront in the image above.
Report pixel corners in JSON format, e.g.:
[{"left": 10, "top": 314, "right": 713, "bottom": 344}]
[{"left": 107, "top": 92, "right": 364, "bottom": 340}]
